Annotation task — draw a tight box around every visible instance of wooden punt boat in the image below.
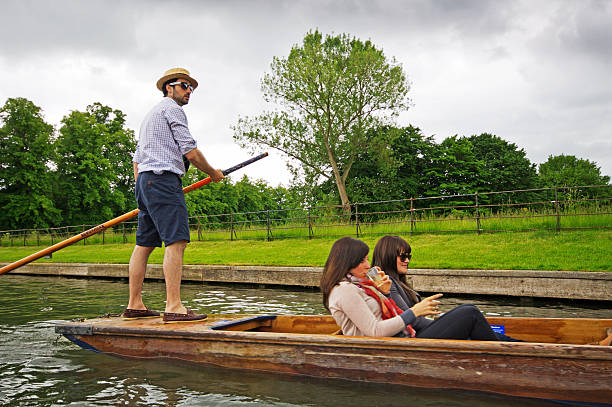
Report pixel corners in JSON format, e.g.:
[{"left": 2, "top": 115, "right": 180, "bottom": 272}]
[{"left": 56, "top": 314, "right": 612, "bottom": 404}]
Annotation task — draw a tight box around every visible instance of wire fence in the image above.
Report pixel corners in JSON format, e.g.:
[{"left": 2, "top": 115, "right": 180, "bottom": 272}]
[{"left": 1, "top": 184, "right": 611, "bottom": 247}]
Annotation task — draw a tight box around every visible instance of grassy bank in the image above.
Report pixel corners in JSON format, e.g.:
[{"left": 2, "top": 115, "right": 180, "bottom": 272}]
[{"left": 1, "top": 230, "right": 611, "bottom": 272}]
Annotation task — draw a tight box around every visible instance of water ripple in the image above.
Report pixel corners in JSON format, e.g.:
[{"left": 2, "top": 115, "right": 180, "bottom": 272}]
[{"left": 0, "top": 274, "right": 607, "bottom": 406}]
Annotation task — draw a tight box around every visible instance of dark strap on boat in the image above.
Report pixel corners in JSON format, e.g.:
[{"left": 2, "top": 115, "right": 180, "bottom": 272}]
[{"left": 209, "top": 315, "right": 277, "bottom": 330}]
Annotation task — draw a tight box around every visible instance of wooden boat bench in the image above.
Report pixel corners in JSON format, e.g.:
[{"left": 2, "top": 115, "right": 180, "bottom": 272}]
[{"left": 207, "top": 315, "right": 610, "bottom": 343}]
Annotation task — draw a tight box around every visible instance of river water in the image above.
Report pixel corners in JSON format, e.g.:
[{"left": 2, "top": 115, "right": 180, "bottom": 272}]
[{"left": 1, "top": 274, "right": 610, "bottom": 406}]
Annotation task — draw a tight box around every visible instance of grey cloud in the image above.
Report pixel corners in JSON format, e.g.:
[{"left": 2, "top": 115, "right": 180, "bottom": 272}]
[
  {"left": 418, "top": 0, "right": 518, "bottom": 37},
  {"left": 559, "top": 0, "right": 612, "bottom": 61},
  {"left": 512, "top": 1, "right": 612, "bottom": 115},
  {"left": 0, "top": 0, "right": 142, "bottom": 58},
  {"left": 526, "top": 1, "right": 612, "bottom": 65}
]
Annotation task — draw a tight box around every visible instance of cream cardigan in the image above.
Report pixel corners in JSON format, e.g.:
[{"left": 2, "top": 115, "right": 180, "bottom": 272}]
[{"left": 328, "top": 281, "right": 406, "bottom": 337}]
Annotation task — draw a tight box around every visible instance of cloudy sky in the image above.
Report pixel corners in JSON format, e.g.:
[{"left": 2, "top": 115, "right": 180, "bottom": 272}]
[{"left": 1, "top": 0, "right": 610, "bottom": 185}]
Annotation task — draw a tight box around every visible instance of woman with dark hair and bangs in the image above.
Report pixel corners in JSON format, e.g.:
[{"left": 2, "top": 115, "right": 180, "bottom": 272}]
[{"left": 372, "top": 235, "right": 517, "bottom": 341}]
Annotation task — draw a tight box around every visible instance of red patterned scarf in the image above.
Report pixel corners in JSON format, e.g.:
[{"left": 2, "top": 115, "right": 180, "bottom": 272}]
[{"left": 348, "top": 274, "right": 416, "bottom": 337}]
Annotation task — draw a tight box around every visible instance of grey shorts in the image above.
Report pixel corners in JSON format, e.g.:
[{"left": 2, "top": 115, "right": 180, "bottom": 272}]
[{"left": 135, "top": 171, "right": 190, "bottom": 247}]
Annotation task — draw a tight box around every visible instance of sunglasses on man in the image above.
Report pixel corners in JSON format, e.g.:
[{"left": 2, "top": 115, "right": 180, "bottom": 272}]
[
  {"left": 398, "top": 252, "right": 412, "bottom": 262},
  {"left": 169, "top": 81, "right": 195, "bottom": 92}
]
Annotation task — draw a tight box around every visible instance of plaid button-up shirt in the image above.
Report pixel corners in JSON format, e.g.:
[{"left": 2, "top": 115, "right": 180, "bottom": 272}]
[{"left": 133, "top": 98, "right": 197, "bottom": 177}]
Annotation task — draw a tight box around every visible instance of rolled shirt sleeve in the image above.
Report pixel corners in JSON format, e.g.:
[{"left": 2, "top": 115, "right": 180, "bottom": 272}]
[{"left": 165, "top": 104, "right": 197, "bottom": 155}]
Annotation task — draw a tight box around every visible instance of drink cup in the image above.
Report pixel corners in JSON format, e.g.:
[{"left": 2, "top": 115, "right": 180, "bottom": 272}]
[{"left": 366, "top": 266, "right": 383, "bottom": 283}]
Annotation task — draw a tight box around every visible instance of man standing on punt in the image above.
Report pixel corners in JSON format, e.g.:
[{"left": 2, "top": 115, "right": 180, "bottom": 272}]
[{"left": 123, "top": 67, "right": 224, "bottom": 323}]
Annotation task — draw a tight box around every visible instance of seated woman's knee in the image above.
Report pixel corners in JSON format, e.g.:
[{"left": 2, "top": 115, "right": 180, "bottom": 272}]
[{"left": 452, "top": 304, "right": 481, "bottom": 316}]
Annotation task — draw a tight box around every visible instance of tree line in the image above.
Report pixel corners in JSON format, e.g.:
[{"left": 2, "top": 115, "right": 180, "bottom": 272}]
[
  {"left": 0, "top": 98, "right": 136, "bottom": 230},
  {"left": 0, "top": 96, "right": 608, "bottom": 231},
  {"left": 0, "top": 97, "right": 302, "bottom": 231}
]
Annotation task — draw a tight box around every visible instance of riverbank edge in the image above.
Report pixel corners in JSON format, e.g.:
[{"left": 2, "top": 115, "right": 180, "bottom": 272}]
[{"left": 5, "top": 262, "right": 611, "bottom": 301}]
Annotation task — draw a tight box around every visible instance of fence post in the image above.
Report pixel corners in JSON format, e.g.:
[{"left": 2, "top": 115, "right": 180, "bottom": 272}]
[
  {"left": 102, "top": 228, "right": 105, "bottom": 245},
  {"left": 197, "top": 216, "right": 201, "bottom": 241},
  {"left": 123, "top": 223, "right": 127, "bottom": 243},
  {"left": 554, "top": 186, "right": 560, "bottom": 232},
  {"left": 308, "top": 207, "right": 313, "bottom": 239},
  {"left": 410, "top": 198, "right": 415, "bottom": 234},
  {"left": 475, "top": 193, "right": 481, "bottom": 235},
  {"left": 82, "top": 225, "right": 86, "bottom": 245},
  {"left": 36, "top": 230, "right": 39, "bottom": 246},
  {"left": 230, "top": 213, "right": 234, "bottom": 241},
  {"left": 23, "top": 231, "right": 26, "bottom": 246},
  {"left": 266, "top": 210, "right": 271, "bottom": 241},
  {"left": 355, "top": 203, "right": 359, "bottom": 237}
]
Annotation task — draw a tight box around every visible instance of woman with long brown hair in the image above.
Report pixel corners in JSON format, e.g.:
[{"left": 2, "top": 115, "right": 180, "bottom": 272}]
[{"left": 371, "top": 235, "right": 502, "bottom": 340}]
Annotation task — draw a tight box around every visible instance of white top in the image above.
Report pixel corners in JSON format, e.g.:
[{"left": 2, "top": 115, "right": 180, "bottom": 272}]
[{"left": 328, "top": 281, "right": 406, "bottom": 337}]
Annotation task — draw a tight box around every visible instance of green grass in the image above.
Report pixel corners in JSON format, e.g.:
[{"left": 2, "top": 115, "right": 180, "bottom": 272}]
[
  {"left": 1, "top": 230, "right": 610, "bottom": 272},
  {"left": 3, "top": 206, "right": 610, "bottom": 246},
  {"left": 188, "top": 209, "right": 609, "bottom": 239}
]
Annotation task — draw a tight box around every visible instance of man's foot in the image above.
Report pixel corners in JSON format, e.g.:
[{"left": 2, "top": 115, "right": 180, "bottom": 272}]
[
  {"left": 162, "top": 309, "right": 207, "bottom": 324},
  {"left": 122, "top": 308, "right": 161, "bottom": 320}
]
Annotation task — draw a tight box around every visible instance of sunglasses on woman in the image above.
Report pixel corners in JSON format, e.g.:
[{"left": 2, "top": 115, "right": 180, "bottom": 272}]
[
  {"left": 398, "top": 252, "right": 412, "bottom": 262},
  {"left": 169, "top": 81, "right": 194, "bottom": 92}
]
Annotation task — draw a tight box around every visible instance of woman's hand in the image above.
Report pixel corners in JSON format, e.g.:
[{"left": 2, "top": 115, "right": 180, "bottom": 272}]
[
  {"left": 410, "top": 293, "right": 443, "bottom": 317},
  {"left": 375, "top": 272, "right": 392, "bottom": 294}
]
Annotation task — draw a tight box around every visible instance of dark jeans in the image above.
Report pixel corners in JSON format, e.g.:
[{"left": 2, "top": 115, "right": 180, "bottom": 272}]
[{"left": 415, "top": 304, "right": 498, "bottom": 341}]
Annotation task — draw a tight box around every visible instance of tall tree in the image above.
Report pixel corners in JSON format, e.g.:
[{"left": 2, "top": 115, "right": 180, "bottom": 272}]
[
  {"left": 468, "top": 133, "right": 539, "bottom": 192},
  {"left": 538, "top": 154, "right": 610, "bottom": 187},
  {"left": 54, "top": 103, "right": 136, "bottom": 225},
  {"left": 0, "top": 97, "right": 60, "bottom": 229},
  {"left": 342, "top": 125, "right": 436, "bottom": 204},
  {"left": 93, "top": 104, "right": 138, "bottom": 211},
  {"left": 424, "top": 136, "right": 482, "bottom": 199},
  {"left": 233, "top": 30, "right": 410, "bottom": 211},
  {"left": 467, "top": 133, "right": 540, "bottom": 205}
]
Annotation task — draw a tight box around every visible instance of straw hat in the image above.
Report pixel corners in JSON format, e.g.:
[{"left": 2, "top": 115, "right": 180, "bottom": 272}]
[{"left": 156, "top": 67, "right": 199, "bottom": 91}]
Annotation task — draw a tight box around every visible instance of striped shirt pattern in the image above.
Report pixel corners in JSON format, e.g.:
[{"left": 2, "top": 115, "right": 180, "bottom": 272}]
[{"left": 133, "top": 98, "right": 197, "bottom": 177}]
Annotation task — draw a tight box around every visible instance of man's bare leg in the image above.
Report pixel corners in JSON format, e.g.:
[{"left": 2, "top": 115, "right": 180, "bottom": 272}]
[
  {"left": 127, "top": 245, "right": 155, "bottom": 310},
  {"left": 163, "top": 240, "right": 188, "bottom": 314}
]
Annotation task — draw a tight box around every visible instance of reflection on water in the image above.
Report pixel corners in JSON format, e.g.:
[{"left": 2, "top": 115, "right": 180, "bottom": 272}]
[{"left": 0, "top": 274, "right": 609, "bottom": 406}]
